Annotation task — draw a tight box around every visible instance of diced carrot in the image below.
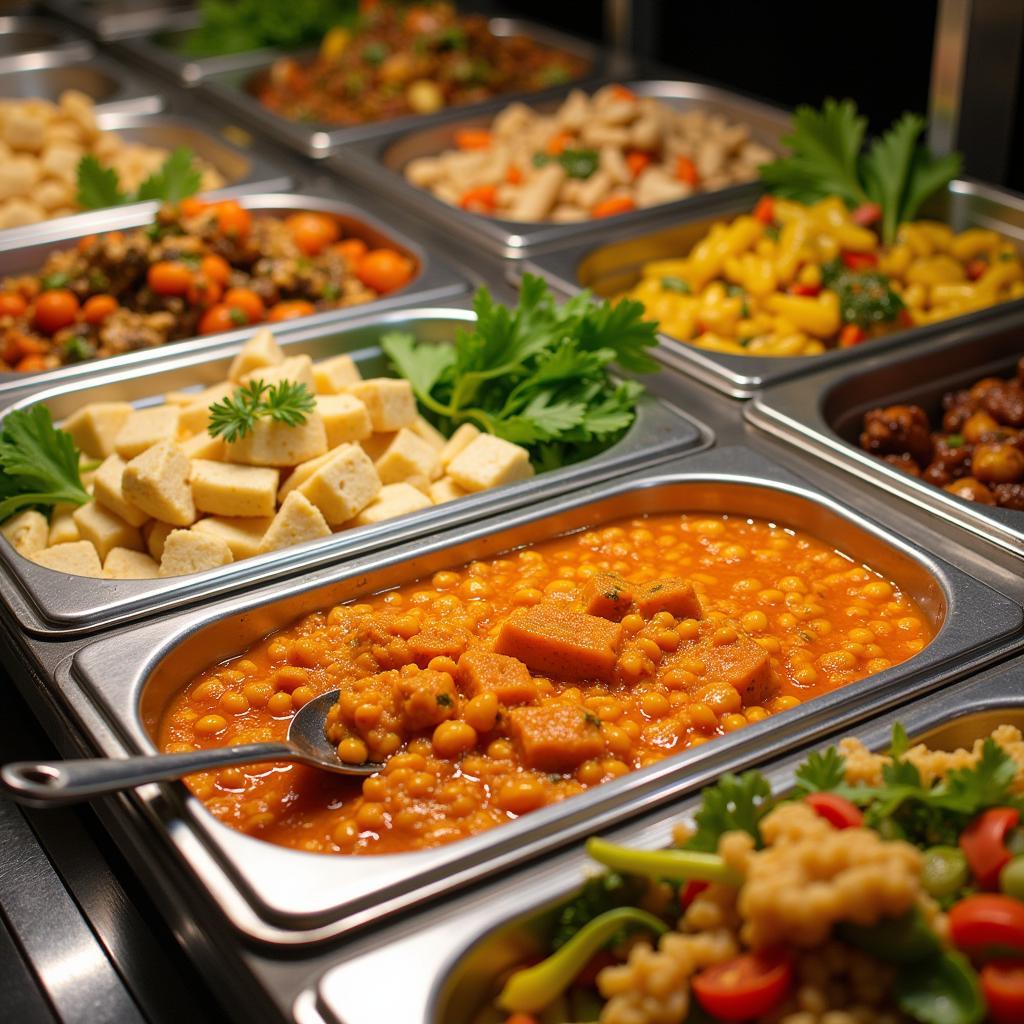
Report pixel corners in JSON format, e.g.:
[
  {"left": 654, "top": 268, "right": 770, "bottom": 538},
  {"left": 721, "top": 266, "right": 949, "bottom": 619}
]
[
  {"left": 545, "top": 130, "right": 573, "bottom": 157},
  {"left": 505, "top": 165, "right": 523, "bottom": 185},
  {"left": 15, "top": 353, "right": 47, "bottom": 372},
  {"left": 634, "top": 578, "right": 702, "bottom": 620},
  {"left": 676, "top": 156, "right": 699, "bottom": 187},
  {"left": 454, "top": 128, "right": 493, "bottom": 151},
  {"left": 179, "top": 197, "right": 208, "bottom": 218},
  {"left": 457, "top": 650, "right": 536, "bottom": 705},
  {"left": 507, "top": 702, "right": 605, "bottom": 772},
  {"left": 408, "top": 624, "right": 472, "bottom": 666},
  {"left": 580, "top": 572, "right": 634, "bottom": 620},
  {"left": 625, "top": 149, "right": 652, "bottom": 179},
  {"left": 839, "top": 324, "right": 866, "bottom": 348},
  {"left": 13, "top": 333, "right": 48, "bottom": 356},
  {"left": 495, "top": 604, "right": 622, "bottom": 682},
  {"left": 608, "top": 84, "right": 636, "bottom": 102},
  {"left": 753, "top": 195, "right": 775, "bottom": 224},
  {"left": 459, "top": 184, "right": 498, "bottom": 214},
  {"left": 591, "top": 196, "right": 635, "bottom": 219}
]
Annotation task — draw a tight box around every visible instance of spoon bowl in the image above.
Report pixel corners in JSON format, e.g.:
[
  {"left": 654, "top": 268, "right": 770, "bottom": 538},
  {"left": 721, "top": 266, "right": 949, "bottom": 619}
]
[{"left": 1, "top": 687, "right": 385, "bottom": 808}]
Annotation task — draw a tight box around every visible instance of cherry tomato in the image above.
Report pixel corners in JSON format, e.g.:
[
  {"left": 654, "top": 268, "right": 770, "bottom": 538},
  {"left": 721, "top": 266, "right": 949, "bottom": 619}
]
[
  {"left": 676, "top": 156, "right": 699, "bottom": 187},
  {"left": 803, "top": 792, "right": 864, "bottom": 829},
  {"left": 680, "top": 879, "right": 710, "bottom": 910},
  {"left": 981, "top": 960, "right": 1024, "bottom": 1024},
  {"left": 81, "top": 294, "right": 118, "bottom": 325},
  {"left": 147, "top": 261, "right": 194, "bottom": 297},
  {"left": 950, "top": 895, "right": 1024, "bottom": 958},
  {"left": 459, "top": 185, "right": 498, "bottom": 214},
  {"left": 961, "top": 808, "right": 1021, "bottom": 889},
  {"left": 592, "top": 196, "right": 636, "bottom": 219},
  {"left": 214, "top": 200, "right": 252, "bottom": 239},
  {"left": 453, "top": 128, "right": 493, "bottom": 151},
  {"left": 186, "top": 277, "right": 223, "bottom": 308},
  {"left": 267, "top": 300, "right": 316, "bottom": 322},
  {"left": 0, "top": 292, "right": 27, "bottom": 317},
  {"left": 286, "top": 212, "right": 340, "bottom": 256},
  {"left": 200, "top": 253, "right": 231, "bottom": 286},
  {"left": 33, "top": 290, "right": 79, "bottom": 334},
  {"left": 966, "top": 258, "right": 989, "bottom": 282},
  {"left": 840, "top": 250, "right": 879, "bottom": 271},
  {"left": 789, "top": 282, "right": 821, "bottom": 297},
  {"left": 333, "top": 238, "right": 368, "bottom": 265},
  {"left": 625, "top": 149, "right": 653, "bottom": 179},
  {"left": 753, "top": 195, "right": 775, "bottom": 224},
  {"left": 199, "top": 304, "right": 246, "bottom": 335},
  {"left": 692, "top": 949, "right": 793, "bottom": 1021},
  {"left": 356, "top": 249, "right": 415, "bottom": 293},
  {"left": 851, "top": 202, "right": 882, "bottom": 227},
  {"left": 222, "top": 288, "right": 265, "bottom": 323},
  {"left": 839, "top": 324, "right": 866, "bottom": 348}
]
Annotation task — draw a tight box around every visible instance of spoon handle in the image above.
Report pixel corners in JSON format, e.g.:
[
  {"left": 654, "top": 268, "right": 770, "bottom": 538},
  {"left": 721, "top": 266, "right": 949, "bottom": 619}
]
[{"left": 1, "top": 742, "right": 297, "bottom": 807}]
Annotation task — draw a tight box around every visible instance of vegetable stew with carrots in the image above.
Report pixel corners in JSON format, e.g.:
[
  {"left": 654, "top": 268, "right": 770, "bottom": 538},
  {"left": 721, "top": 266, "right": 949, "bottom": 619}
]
[{"left": 0, "top": 200, "right": 417, "bottom": 373}]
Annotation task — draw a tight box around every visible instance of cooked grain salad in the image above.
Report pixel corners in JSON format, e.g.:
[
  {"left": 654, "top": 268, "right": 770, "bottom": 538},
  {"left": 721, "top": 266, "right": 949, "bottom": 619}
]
[
  {"left": 486, "top": 724, "right": 1024, "bottom": 1024},
  {"left": 159, "top": 512, "right": 931, "bottom": 855}
]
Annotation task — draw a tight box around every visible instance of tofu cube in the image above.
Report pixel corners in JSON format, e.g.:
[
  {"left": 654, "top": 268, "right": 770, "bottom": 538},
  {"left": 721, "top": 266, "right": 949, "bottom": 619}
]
[
  {"left": 48, "top": 503, "right": 80, "bottom": 545},
  {"left": 297, "top": 444, "right": 380, "bottom": 525},
  {"left": 634, "top": 578, "right": 702, "bottom": 621},
  {"left": 692, "top": 625, "right": 774, "bottom": 705},
  {"left": 407, "top": 624, "right": 472, "bottom": 666},
  {"left": 178, "top": 383, "right": 235, "bottom": 437},
  {"left": 313, "top": 353, "right": 361, "bottom": 394},
  {"left": 158, "top": 530, "right": 233, "bottom": 577},
  {"left": 346, "top": 379, "right": 417, "bottom": 432},
  {"left": 93, "top": 454, "right": 150, "bottom": 527},
  {"left": 457, "top": 650, "right": 537, "bottom": 705},
  {"left": 581, "top": 572, "right": 634, "bottom": 620},
  {"left": 191, "top": 460, "right": 279, "bottom": 518},
  {"left": 277, "top": 446, "right": 339, "bottom": 501},
  {"left": 72, "top": 502, "right": 142, "bottom": 561},
  {"left": 411, "top": 415, "right": 446, "bottom": 451},
  {"left": 1, "top": 509, "right": 49, "bottom": 556},
  {"left": 144, "top": 520, "right": 174, "bottom": 561},
  {"left": 316, "top": 394, "right": 372, "bottom": 448},
  {"left": 404, "top": 474, "right": 432, "bottom": 495},
  {"left": 162, "top": 390, "right": 197, "bottom": 406},
  {"left": 179, "top": 432, "right": 226, "bottom": 461},
  {"left": 114, "top": 406, "right": 181, "bottom": 460},
  {"left": 227, "top": 327, "right": 284, "bottom": 382},
  {"left": 62, "top": 402, "right": 133, "bottom": 459},
  {"left": 446, "top": 434, "right": 533, "bottom": 492},
  {"left": 225, "top": 413, "right": 327, "bottom": 467},
  {"left": 192, "top": 515, "right": 273, "bottom": 560},
  {"left": 359, "top": 431, "right": 396, "bottom": 462},
  {"left": 257, "top": 491, "right": 331, "bottom": 554},
  {"left": 507, "top": 702, "right": 605, "bottom": 773},
  {"left": 122, "top": 441, "right": 197, "bottom": 527},
  {"left": 31, "top": 540, "right": 103, "bottom": 578},
  {"left": 350, "top": 482, "right": 431, "bottom": 528},
  {"left": 428, "top": 476, "right": 468, "bottom": 505},
  {"left": 374, "top": 428, "right": 439, "bottom": 485},
  {"left": 103, "top": 547, "right": 159, "bottom": 580},
  {"left": 439, "top": 423, "right": 480, "bottom": 468},
  {"left": 241, "top": 354, "right": 315, "bottom": 392}
]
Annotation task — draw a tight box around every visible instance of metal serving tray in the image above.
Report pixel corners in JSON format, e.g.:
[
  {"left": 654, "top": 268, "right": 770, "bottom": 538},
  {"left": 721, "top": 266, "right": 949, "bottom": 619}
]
[
  {"left": 334, "top": 79, "right": 790, "bottom": 260},
  {"left": 522, "top": 178, "right": 1024, "bottom": 397},
  {"left": 41, "top": 0, "right": 194, "bottom": 40},
  {"left": 747, "top": 308, "right": 1024, "bottom": 559},
  {"left": 0, "top": 306, "right": 705, "bottom": 636},
  {"left": 58, "top": 448, "right": 1022, "bottom": 944},
  {"left": 192, "top": 18, "right": 608, "bottom": 158},
  {"left": 0, "top": 53, "right": 163, "bottom": 114},
  {"left": 303, "top": 654, "right": 1024, "bottom": 1024},
  {"left": 0, "top": 192, "right": 468, "bottom": 396},
  {"left": 0, "top": 14, "right": 93, "bottom": 72}
]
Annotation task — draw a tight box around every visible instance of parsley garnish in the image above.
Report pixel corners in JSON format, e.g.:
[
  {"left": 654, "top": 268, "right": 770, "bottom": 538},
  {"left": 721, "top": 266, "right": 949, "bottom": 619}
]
[
  {"left": 76, "top": 147, "right": 203, "bottom": 211},
  {"left": 532, "top": 148, "right": 600, "bottom": 180},
  {"left": 0, "top": 406, "right": 90, "bottom": 522},
  {"left": 682, "top": 771, "right": 774, "bottom": 852},
  {"left": 207, "top": 379, "right": 316, "bottom": 443}
]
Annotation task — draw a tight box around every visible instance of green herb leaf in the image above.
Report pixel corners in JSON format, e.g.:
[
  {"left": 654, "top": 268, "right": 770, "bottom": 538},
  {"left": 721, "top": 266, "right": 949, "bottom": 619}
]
[
  {"left": 136, "top": 147, "right": 203, "bottom": 205},
  {"left": 379, "top": 330, "right": 456, "bottom": 399},
  {"left": 683, "top": 771, "right": 774, "bottom": 853},
  {"left": 895, "top": 950, "right": 985, "bottom": 1024},
  {"left": 207, "top": 379, "right": 315, "bottom": 443},
  {"left": 76, "top": 155, "right": 128, "bottom": 210},
  {"left": 861, "top": 113, "right": 925, "bottom": 245},
  {"left": 660, "top": 276, "right": 691, "bottom": 294}
]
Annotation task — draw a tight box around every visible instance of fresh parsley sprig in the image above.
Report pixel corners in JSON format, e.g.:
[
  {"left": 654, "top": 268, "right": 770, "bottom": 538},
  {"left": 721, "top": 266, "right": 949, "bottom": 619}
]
[
  {"left": 207, "top": 379, "right": 316, "bottom": 443},
  {"left": 0, "top": 406, "right": 90, "bottom": 522},
  {"left": 380, "top": 275, "right": 659, "bottom": 470},
  {"left": 76, "top": 147, "right": 204, "bottom": 211}
]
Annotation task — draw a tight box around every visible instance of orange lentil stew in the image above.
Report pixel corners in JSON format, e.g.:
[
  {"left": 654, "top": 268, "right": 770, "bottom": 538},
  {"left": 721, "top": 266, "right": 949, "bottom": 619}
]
[{"left": 158, "top": 513, "right": 933, "bottom": 856}]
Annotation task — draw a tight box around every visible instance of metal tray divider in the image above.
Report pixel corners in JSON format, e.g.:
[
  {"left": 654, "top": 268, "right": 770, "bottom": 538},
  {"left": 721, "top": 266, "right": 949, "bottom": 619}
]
[{"left": 0, "top": 15, "right": 94, "bottom": 73}]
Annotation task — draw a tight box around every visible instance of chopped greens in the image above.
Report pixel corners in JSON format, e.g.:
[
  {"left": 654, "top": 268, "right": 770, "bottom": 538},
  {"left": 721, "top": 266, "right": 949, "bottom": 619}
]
[
  {"left": 76, "top": 147, "right": 204, "bottom": 211},
  {"left": 532, "top": 147, "right": 600, "bottom": 180},
  {"left": 550, "top": 871, "right": 639, "bottom": 950},
  {"left": 380, "top": 275, "right": 658, "bottom": 470},
  {"left": 821, "top": 259, "right": 905, "bottom": 329},
  {"left": 681, "top": 770, "right": 775, "bottom": 853},
  {"left": 207, "top": 379, "right": 316, "bottom": 443}
]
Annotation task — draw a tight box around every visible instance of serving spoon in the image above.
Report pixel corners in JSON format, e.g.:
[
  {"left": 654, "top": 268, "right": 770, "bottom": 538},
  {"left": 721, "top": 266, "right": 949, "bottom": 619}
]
[{"left": 1, "top": 690, "right": 384, "bottom": 808}]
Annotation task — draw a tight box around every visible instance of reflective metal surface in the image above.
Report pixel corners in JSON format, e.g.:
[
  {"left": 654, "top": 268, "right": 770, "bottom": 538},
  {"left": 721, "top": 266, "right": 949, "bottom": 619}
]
[
  {"left": 335, "top": 79, "right": 790, "bottom": 259},
  {"left": 62, "top": 449, "right": 1022, "bottom": 943},
  {"left": 747, "top": 308, "right": 1024, "bottom": 558},
  {"left": 41, "top": 0, "right": 195, "bottom": 40},
  {"left": 0, "top": 14, "right": 93, "bottom": 71},
  {"left": 522, "top": 178, "right": 1024, "bottom": 397}
]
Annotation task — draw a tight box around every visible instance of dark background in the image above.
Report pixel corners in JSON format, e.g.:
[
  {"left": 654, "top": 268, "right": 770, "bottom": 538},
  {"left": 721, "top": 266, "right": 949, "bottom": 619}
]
[{"left": 496, "top": 0, "right": 1024, "bottom": 193}]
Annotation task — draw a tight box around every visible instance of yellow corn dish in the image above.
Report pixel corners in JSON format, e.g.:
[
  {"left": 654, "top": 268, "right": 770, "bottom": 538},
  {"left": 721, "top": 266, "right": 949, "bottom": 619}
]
[{"left": 617, "top": 196, "right": 1024, "bottom": 357}]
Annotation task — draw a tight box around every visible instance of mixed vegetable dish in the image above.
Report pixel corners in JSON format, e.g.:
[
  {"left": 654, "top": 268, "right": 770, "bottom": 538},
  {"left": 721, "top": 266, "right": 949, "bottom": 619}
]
[{"left": 487, "top": 723, "right": 1024, "bottom": 1024}]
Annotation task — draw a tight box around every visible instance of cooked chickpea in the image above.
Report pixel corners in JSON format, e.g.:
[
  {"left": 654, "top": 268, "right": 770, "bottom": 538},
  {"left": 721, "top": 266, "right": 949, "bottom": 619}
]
[
  {"left": 432, "top": 721, "right": 478, "bottom": 759},
  {"left": 338, "top": 738, "right": 370, "bottom": 764},
  {"left": 194, "top": 714, "right": 228, "bottom": 737}
]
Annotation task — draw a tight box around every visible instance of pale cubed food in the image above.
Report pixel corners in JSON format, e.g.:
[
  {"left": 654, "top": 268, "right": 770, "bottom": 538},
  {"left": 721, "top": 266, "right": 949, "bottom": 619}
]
[
  {"left": 313, "top": 353, "right": 361, "bottom": 394},
  {"left": 192, "top": 515, "right": 274, "bottom": 560},
  {"left": 277, "top": 444, "right": 341, "bottom": 501},
  {"left": 48, "top": 503, "right": 80, "bottom": 545},
  {"left": 439, "top": 422, "right": 481, "bottom": 468},
  {"left": 103, "top": 547, "right": 159, "bottom": 580},
  {"left": 225, "top": 413, "right": 327, "bottom": 467},
  {"left": 122, "top": 440, "right": 196, "bottom": 527},
  {"left": 350, "top": 482, "right": 432, "bottom": 527},
  {"left": 179, "top": 432, "right": 226, "bottom": 461},
  {"left": 1, "top": 509, "right": 49, "bottom": 555},
  {"left": 316, "top": 394, "right": 372, "bottom": 447},
  {"left": 257, "top": 491, "right": 331, "bottom": 554},
  {"left": 411, "top": 415, "right": 446, "bottom": 451},
  {"left": 92, "top": 454, "right": 150, "bottom": 527},
  {"left": 346, "top": 379, "right": 417, "bottom": 432},
  {"left": 446, "top": 434, "right": 533, "bottom": 492},
  {"left": 144, "top": 520, "right": 174, "bottom": 561},
  {"left": 374, "top": 427, "right": 440, "bottom": 484},
  {"left": 162, "top": 390, "right": 197, "bottom": 406},
  {"left": 240, "top": 354, "right": 315, "bottom": 392},
  {"left": 63, "top": 402, "right": 133, "bottom": 459},
  {"left": 404, "top": 474, "right": 432, "bottom": 495},
  {"left": 114, "top": 406, "right": 181, "bottom": 460},
  {"left": 359, "top": 431, "right": 397, "bottom": 462},
  {"left": 73, "top": 502, "right": 143, "bottom": 560},
  {"left": 158, "top": 530, "right": 233, "bottom": 577},
  {"left": 31, "top": 541, "right": 102, "bottom": 578},
  {"left": 178, "top": 383, "right": 235, "bottom": 437},
  {"left": 429, "top": 476, "right": 469, "bottom": 504},
  {"left": 227, "top": 328, "right": 284, "bottom": 382},
  {"left": 297, "top": 444, "right": 380, "bottom": 525},
  {"left": 190, "top": 460, "right": 279, "bottom": 518}
]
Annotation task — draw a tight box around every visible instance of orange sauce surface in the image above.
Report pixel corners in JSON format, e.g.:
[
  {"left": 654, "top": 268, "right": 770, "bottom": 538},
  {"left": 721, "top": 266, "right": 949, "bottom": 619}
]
[{"left": 159, "top": 513, "right": 933, "bottom": 855}]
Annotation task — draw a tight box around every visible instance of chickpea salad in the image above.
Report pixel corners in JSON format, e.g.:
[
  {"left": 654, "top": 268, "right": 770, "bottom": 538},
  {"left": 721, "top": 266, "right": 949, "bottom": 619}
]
[{"left": 487, "top": 723, "right": 1024, "bottom": 1024}]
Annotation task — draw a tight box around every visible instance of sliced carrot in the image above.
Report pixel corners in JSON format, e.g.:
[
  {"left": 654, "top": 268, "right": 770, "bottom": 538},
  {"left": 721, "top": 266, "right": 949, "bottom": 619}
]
[
  {"left": 459, "top": 184, "right": 498, "bottom": 214},
  {"left": 753, "top": 195, "right": 775, "bottom": 224},
  {"left": 505, "top": 165, "right": 523, "bottom": 185},
  {"left": 179, "top": 197, "right": 208, "bottom": 218},
  {"left": 453, "top": 128, "right": 493, "bottom": 151},
  {"left": 839, "top": 324, "right": 866, "bottom": 347},
  {"left": 544, "top": 130, "right": 573, "bottom": 156},
  {"left": 676, "top": 155, "right": 699, "bottom": 186},
  {"left": 609, "top": 84, "right": 636, "bottom": 101},
  {"left": 15, "top": 353, "right": 47, "bottom": 373},
  {"left": 591, "top": 195, "right": 636, "bottom": 219},
  {"left": 625, "top": 149, "right": 653, "bottom": 179}
]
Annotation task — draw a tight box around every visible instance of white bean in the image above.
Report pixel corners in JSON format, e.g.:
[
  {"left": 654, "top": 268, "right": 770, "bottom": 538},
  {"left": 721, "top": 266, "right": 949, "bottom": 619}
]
[
  {"left": 404, "top": 156, "right": 445, "bottom": 187},
  {"left": 508, "top": 162, "right": 565, "bottom": 221},
  {"left": 556, "top": 89, "right": 590, "bottom": 131},
  {"left": 600, "top": 144, "right": 631, "bottom": 186}
]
